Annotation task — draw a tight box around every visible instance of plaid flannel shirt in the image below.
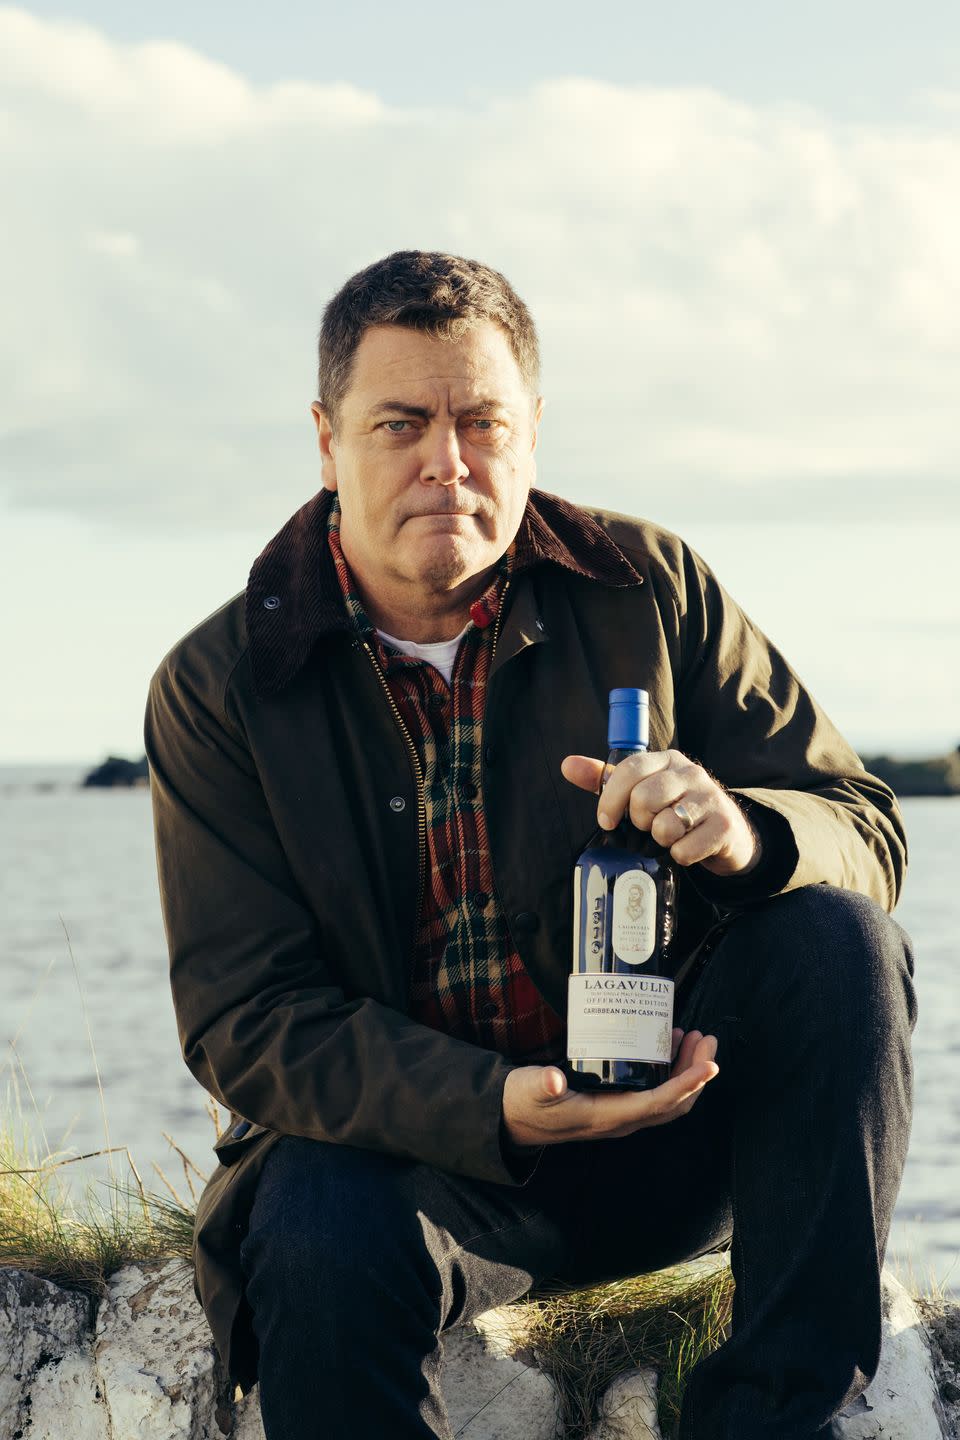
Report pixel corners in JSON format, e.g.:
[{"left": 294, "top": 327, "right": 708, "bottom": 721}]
[{"left": 327, "top": 497, "right": 565, "bottom": 1063}]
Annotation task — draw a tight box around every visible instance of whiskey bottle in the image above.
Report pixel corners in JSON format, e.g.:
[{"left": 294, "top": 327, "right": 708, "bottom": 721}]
[{"left": 566, "top": 688, "right": 678, "bottom": 1090}]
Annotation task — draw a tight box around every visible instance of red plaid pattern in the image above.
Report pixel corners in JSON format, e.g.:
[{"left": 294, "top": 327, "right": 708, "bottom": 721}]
[{"left": 327, "top": 499, "right": 565, "bottom": 1063}]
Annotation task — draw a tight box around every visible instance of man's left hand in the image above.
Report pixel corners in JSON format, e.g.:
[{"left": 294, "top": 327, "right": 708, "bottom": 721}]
[{"left": 560, "top": 749, "right": 762, "bottom": 878}]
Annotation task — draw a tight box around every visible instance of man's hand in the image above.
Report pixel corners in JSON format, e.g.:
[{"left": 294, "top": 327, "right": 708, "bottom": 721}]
[
  {"left": 502, "top": 1029, "right": 719, "bottom": 1148},
  {"left": 561, "top": 749, "right": 761, "bottom": 878}
]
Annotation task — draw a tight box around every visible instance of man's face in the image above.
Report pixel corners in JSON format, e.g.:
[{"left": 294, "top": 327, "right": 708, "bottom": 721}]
[{"left": 311, "top": 321, "right": 542, "bottom": 599}]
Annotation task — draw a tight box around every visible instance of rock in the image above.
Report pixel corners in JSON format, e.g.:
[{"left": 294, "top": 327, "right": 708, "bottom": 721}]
[
  {"left": 440, "top": 1325, "right": 560, "bottom": 1439},
  {"left": 93, "top": 1259, "right": 235, "bottom": 1439},
  {"left": 81, "top": 754, "right": 149, "bottom": 788},
  {"left": 1, "top": 1260, "right": 953, "bottom": 1439},
  {"left": 832, "top": 1270, "right": 947, "bottom": 1438},
  {"left": 587, "top": 1367, "right": 661, "bottom": 1439},
  {"left": 0, "top": 1268, "right": 107, "bottom": 1440},
  {"left": 916, "top": 1294, "right": 960, "bottom": 1440}
]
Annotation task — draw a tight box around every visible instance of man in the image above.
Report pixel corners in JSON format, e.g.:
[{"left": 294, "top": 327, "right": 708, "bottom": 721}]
[{"left": 144, "top": 250, "right": 915, "bottom": 1440}]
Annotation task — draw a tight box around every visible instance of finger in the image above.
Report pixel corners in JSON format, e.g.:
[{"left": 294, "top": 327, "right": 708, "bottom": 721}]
[
  {"left": 591, "top": 1051, "right": 719, "bottom": 1126},
  {"left": 541, "top": 1066, "right": 567, "bottom": 1099},
  {"left": 665, "top": 812, "right": 731, "bottom": 868},
  {"left": 626, "top": 771, "right": 696, "bottom": 832},
  {"left": 671, "top": 1028, "right": 717, "bottom": 1075},
  {"left": 595, "top": 751, "right": 671, "bottom": 829},
  {"left": 670, "top": 1027, "right": 684, "bottom": 1062},
  {"left": 679, "top": 1036, "right": 716, "bottom": 1071},
  {"left": 671, "top": 1027, "right": 700, "bottom": 1069},
  {"left": 560, "top": 755, "right": 608, "bottom": 794},
  {"left": 638, "top": 1060, "right": 718, "bottom": 1120}
]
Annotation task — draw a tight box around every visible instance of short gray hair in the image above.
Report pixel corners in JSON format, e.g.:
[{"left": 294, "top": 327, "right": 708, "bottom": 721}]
[{"left": 317, "top": 250, "right": 540, "bottom": 429}]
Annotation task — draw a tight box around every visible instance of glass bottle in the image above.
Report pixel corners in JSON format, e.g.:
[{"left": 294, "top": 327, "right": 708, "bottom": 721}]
[{"left": 566, "top": 688, "right": 678, "bottom": 1090}]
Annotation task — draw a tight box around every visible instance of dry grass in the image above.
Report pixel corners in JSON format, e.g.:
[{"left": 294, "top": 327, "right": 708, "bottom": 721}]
[
  {"left": 480, "top": 1256, "right": 734, "bottom": 1439},
  {"left": 0, "top": 1072, "right": 214, "bottom": 1297},
  {"left": 1, "top": 915, "right": 213, "bottom": 1296}
]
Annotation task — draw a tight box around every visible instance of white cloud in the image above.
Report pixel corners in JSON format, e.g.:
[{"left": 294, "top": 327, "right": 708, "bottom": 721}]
[
  {"left": 87, "top": 230, "right": 139, "bottom": 258},
  {"left": 1, "top": 6, "right": 958, "bottom": 532}
]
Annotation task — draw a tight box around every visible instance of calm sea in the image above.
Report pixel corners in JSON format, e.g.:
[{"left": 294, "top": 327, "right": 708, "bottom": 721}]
[{"left": 1, "top": 766, "right": 957, "bottom": 1295}]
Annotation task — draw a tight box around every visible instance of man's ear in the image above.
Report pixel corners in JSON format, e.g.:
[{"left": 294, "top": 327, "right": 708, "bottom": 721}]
[
  {"left": 531, "top": 395, "right": 544, "bottom": 453},
  {"left": 310, "top": 402, "right": 338, "bottom": 492}
]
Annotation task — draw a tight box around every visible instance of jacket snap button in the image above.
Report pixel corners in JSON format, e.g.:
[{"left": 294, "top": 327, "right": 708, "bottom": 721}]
[
  {"left": 512, "top": 910, "right": 540, "bottom": 935},
  {"left": 389, "top": 796, "right": 406, "bottom": 812},
  {"left": 479, "top": 1001, "right": 499, "bottom": 1019},
  {"left": 471, "top": 890, "right": 490, "bottom": 910},
  {"left": 263, "top": 595, "right": 281, "bottom": 610}
]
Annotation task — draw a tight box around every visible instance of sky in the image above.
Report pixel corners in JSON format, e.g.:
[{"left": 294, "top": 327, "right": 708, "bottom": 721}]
[{"left": 1, "top": 1, "right": 958, "bottom": 762}]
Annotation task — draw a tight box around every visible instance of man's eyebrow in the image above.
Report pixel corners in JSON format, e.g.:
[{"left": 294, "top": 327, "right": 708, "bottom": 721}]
[
  {"left": 368, "top": 398, "right": 508, "bottom": 419},
  {"left": 369, "top": 402, "right": 431, "bottom": 420}
]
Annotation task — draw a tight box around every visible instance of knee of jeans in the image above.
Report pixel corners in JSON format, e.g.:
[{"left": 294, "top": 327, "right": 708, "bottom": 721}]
[
  {"left": 240, "top": 1139, "right": 438, "bottom": 1296},
  {"left": 732, "top": 883, "right": 916, "bottom": 1024}
]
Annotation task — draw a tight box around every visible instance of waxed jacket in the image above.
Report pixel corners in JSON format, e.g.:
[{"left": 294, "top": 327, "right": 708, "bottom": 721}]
[{"left": 143, "top": 486, "right": 906, "bottom": 1395}]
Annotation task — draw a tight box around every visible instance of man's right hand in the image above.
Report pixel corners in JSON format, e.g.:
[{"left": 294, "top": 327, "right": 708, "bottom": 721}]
[{"left": 502, "top": 1029, "right": 719, "bottom": 1148}]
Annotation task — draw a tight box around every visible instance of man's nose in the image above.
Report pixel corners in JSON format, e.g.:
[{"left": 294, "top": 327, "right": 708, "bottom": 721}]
[{"left": 420, "top": 423, "right": 470, "bottom": 485}]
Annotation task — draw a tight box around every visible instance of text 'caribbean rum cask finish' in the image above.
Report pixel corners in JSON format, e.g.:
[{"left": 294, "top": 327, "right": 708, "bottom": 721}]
[{"left": 566, "top": 688, "right": 678, "bottom": 1091}]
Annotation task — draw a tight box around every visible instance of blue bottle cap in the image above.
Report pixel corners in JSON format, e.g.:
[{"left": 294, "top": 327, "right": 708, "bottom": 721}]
[{"left": 608, "top": 688, "right": 649, "bottom": 749}]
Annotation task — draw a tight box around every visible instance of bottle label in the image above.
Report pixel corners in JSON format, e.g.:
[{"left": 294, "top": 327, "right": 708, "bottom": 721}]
[
  {"left": 566, "top": 973, "right": 674, "bottom": 1063},
  {"left": 612, "top": 869, "right": 657, "bottom": 963}
]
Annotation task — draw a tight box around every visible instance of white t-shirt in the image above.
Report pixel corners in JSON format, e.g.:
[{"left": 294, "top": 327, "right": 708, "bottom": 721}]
[{"left": 375, "top": 622, "right": 472, "bottom": 685}]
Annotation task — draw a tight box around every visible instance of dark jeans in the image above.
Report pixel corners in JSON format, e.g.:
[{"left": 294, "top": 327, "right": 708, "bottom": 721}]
[{"left": 238, "top": 884, "right": 916, "bottom": 1439}]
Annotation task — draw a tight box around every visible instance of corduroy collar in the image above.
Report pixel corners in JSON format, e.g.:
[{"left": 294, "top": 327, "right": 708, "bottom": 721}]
[{"left": 245, "top": 486, "right": 643, "bottom": 697}]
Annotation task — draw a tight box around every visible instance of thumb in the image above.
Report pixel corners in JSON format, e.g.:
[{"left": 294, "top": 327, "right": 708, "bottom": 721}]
[
  {"left": 540, "top": 1066, "right": 568, "bottom": 1100},
  {"left": 561, "top": 754, "right": 605, "bottom": 793}
]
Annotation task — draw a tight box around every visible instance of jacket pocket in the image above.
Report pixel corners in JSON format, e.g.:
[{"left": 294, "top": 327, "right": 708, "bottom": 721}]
[{"left": 211, "top": 1119, "right": 272, "bottom": 1168}]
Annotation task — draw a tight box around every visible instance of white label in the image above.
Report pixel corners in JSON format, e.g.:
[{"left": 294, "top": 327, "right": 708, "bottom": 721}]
[
  {"left": 612, "top": 869, "right": 657, "bottom": 963},
  {"left": 567, "top": 972, "right": 674, "bottom": 1063}
]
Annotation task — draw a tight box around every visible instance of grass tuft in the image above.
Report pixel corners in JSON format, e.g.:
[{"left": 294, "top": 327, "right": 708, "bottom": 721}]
[
  {"left": 0, "top": 1073, "right": 208, "bottom": 1298},
  {"left": 480, "top": 1255, "right": 734, "bottom": 1439}
]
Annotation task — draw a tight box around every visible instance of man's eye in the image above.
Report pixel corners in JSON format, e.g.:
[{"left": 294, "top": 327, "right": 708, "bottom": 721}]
[
  {"left": 384, "top": 420, "right": 409, "bottom": 433},
  {"left": 470, "top": 418, "right": 497, "bottom": 432}
]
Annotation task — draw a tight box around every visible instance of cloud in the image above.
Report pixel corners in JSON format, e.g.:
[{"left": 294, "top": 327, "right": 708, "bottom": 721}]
[{"left": 1, "top": 6, "right": 958, "bottom": 532}]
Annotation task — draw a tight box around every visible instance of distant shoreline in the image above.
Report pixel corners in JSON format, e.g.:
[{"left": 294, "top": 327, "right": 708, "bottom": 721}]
[
  {"left": 859, "top": 747, "right": 960, "bottom": 798},
  {"left": 2, "top": 748, "right": 959, "bottom": 798}
]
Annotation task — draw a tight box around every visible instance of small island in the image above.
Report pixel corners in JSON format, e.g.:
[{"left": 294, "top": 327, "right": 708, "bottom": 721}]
[
  {"left": 81, "top": 754, "right": 149, "bottom": 788},
  {"left": 859, "top": 744, "right": 960, "bottom": 797}
]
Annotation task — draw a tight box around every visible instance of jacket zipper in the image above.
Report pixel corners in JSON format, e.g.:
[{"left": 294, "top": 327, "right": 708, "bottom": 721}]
[{"left": 489, "top": 577, "right": 510, "bottom": 661}]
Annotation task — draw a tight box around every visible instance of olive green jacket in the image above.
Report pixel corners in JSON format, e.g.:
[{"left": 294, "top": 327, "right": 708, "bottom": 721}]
[{"left": 143, "top": 486, "right": 906, "bottom": 1395}]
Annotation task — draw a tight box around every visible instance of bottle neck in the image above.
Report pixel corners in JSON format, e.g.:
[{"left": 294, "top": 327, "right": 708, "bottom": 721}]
[
  {"left": 598, "top": 744, "right": 651, "bottom": 845},
  {"left": 603, "top": 743, "right": 648, "bottom": 783}
]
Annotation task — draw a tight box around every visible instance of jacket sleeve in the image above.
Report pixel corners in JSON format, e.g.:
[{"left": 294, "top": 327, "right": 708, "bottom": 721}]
[
  {"left": 144, "top": 645, "right": 544, "bottom": 1187},
  {"left": 672, "top": 542, "right": 908, "bottom": 913}
]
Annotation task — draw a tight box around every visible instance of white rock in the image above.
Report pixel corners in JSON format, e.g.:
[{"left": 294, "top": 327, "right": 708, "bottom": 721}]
[
  {"left": 831, "top": 1269, "right": 946, "bottom": 1438},
  {"left": 3, "top": 1258, "right": 952, "bottom": 1440},
  {"left": 587, "top": 1367, "right": 661, "bottom": 1439},
  {"left": 0, "top": 1268, "right": 108, "bottom": 1440},
  {"left": 441, "top": 1323, "right": 560, "bottom": 1439},
  {"left": 93, "top": 1258, "right": 234, "bottom": 1440}
]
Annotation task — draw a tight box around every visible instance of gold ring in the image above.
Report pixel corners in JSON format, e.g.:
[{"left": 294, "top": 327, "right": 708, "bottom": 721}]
[{"left": 673, "top": 801, "right": 696, "bottom": 833}]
